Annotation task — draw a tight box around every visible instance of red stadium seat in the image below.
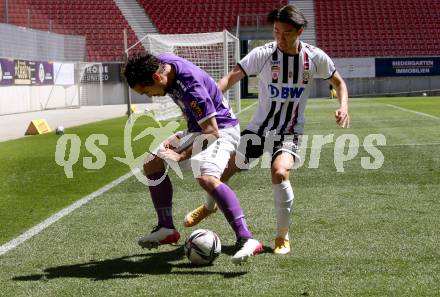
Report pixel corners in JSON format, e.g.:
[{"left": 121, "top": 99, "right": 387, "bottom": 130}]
[
  {"left": 315, "top": 0, "right": 438, "bottom": 57},
  {"left": 4, "top": 0, "right": 141, "bottom": 61},
  {"left": 136, "top": 0, "right": 288, "bottom": 34}
]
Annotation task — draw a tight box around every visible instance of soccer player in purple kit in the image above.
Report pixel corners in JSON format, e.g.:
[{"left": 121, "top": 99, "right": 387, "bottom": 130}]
[{"left": 122, "top": 53, "right": 263, "bottom": 264}]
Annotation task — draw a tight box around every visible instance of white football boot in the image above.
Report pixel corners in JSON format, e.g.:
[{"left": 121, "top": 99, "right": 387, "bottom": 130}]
[
  {"left": 138, "top": 226, "right": 180, "bottom": 249},
  {"left": 231, "top": 238, "right": 263, "bottom": 264}
]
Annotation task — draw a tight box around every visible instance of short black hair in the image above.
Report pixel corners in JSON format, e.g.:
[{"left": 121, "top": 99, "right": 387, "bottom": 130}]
[
  {"left": 267, "top": 5, "right": 308, "bottom": 31},
  {"left": 122, "top": 53, "right": 160, "bottom": 88}
]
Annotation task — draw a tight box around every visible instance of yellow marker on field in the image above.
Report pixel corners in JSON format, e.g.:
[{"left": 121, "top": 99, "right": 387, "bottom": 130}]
[{"left": 25, "top": 119, "right": 51, "bottom": 135}]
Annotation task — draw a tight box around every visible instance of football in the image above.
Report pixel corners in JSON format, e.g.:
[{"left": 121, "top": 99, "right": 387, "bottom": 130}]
[
  {"left": 55, "top": 126, "right": 64, "bottom": 135},
  {"left": 184, "top": 229, "right": 221, "bottom": 265}
]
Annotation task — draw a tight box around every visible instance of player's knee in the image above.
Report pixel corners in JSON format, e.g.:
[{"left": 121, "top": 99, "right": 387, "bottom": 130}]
[
  {"left": 143, "top": 154, "right": 164, "bottom": 176},
  {"left": 271, "top": 168, "right": 289, "bottom": 184},
  {"left": 197, "top": 175, "right": 220, "bottom": 192}
]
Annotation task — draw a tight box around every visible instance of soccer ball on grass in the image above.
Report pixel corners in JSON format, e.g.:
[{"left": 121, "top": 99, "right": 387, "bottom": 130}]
[
  {"left": 55, "top": 126, "right": 64, "bottom": 135},
  {"left": 184, "top": 229, "right": 221, "bottom": 265}
]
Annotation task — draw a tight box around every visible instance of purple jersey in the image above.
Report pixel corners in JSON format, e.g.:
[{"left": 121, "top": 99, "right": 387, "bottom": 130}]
[{"left": 159, "top": 53, "right": 238, "bottom": 132}]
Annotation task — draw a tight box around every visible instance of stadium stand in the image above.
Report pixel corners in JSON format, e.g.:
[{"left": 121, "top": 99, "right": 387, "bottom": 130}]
[
  {"left": 137, "top": 0, "right": 288, "bottom": 34},
  {"left": 3, "top": 0, "right": 438, "bottom": 61},
  {"left": 5, "top": 0, "right": 51, "bottom": 31},
  {"left": 314, "top": 0, "right": 440, "bottom": 57},
  {"left": 3, "top": 0, "right": 140, "bottom": 61}
]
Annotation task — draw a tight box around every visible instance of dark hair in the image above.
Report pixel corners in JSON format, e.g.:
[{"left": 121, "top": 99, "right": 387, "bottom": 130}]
[
  {"left": 267, "top": 5, "right": 308, "bottom": 30},
  {"left": 122, "top": 53, "right": 160, "bottom": 88}
]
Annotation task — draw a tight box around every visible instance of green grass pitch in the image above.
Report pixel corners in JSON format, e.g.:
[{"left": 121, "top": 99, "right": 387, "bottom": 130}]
[{"left": 0, "top": 97, "right": 439, "bottom": 296}]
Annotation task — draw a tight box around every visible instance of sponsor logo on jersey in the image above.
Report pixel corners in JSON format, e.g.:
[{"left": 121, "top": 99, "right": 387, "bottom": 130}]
[
  {"left": 190, "top": 100, "right": 203, "bottom": 117},
  {"left": 269, "top": 84, "right": 304, "bottom": 99},
  {"left": 271, "top": 65, "right": 280, "bottom": 80}
]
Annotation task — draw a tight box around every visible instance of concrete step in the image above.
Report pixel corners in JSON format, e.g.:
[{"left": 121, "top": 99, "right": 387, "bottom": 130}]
[
  {"left": 113, "top": 0, "right": 157, "bottom": 41},
  {"left": 288, "top": 0, "right": 316, "bottom": 45}
]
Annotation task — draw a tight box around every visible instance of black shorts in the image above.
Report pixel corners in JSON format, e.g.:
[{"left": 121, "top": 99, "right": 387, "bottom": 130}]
[{"left": 238, "top": 129, "right": 301, "bottom": 162}]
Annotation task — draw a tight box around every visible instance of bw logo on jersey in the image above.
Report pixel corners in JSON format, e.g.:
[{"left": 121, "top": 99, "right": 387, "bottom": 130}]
[{"left": 269, "top": 84, "right": 304, "bottom": 100}]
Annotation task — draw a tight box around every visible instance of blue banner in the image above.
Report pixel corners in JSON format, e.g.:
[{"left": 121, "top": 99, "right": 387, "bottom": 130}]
[
  {"left": 0, "top": 58, "right": 54, "bottom": 86},
  {"left": 31, "top": 61, "right": 54, "bottom": 85},
  {"left": 375, "top": 57, "right": 440, "bottom": 77},
  {"left": 0, "top": 58, "right": 15, "bottom": 85}
]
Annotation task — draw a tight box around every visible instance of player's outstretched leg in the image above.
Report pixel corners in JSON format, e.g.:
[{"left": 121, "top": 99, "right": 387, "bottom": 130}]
[
  {"left": 184, "top": 155, "right": 238, "bottom": 227},
  {"left": 138, "top": 225, "right": 180, "bottom": 249},
  {"left": 138, "top": 169, "right": 180, "bottom": 249},
  {"left": 206, "top": 181, "right": 263, "bottom": 264}
]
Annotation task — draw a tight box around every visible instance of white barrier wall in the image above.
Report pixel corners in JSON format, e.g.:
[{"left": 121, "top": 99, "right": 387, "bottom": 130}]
[
  {"left": 312, "top": 57, "right": 440, "bottom": 97},
  {"left": 0, "top": 85, "right": 79, "bottom": 115},
  {"left": 334, "top": 58, "right": 376, "bottom": 78},
  {"left": 0, "top": 24, "right": 87, "bottom": 115}
]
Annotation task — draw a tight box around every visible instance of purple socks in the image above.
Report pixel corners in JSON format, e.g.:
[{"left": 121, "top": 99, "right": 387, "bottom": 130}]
[
  {"left": 147, "top": 171, "right": 252, "bottom": 240},
  {"left": 147, "top": 172, "right": 174, "bottom": 229},
  {"left": 210, "top": 183, "right": 253, "bottom": 240}
]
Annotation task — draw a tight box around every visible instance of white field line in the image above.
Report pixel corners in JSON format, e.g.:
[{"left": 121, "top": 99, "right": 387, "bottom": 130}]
[
  {"left": 378, "top": 143, "right": 440, "bottom": 147},
  {"left": 0, "top": 103, "right": 258, "bottom": 256},
  {"left": 307, "top": 118, "right": 435, "bottom": 124},
  {"left": 238, "top": 101, "right": 258, "bottom": 115},
  {"left": 303, "top": 142, "right": 440, "bottom": 149},
  {"left": 0, "top": 169, "right": 138, "bottom": 256},
  {"left": 385, "top": 104, "right": 440, "bottom": 120}
]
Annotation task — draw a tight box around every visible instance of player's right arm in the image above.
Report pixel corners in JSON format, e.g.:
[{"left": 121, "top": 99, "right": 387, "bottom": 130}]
[
  {"left": 329, "top": 71, "right": 350, "bottom": 128},
  {"left": 217, "top": 65, "right": 245, "bottom": 93},
  {"left": 217, "top": 42, "right": 274, "bottom": 93},
  {"left": 312, "top": 46, "right": 350, "bottom": 128}
]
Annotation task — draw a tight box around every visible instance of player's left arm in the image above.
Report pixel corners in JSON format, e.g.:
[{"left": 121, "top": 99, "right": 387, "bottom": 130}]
[
  {"left": 158, "top": 82, "right": 219, "bottom": 162},
  {"left": 158, "top": 116, "right": 219, "bottom": 162},
  {"left": 217, "top": 65, "right": 245, "bottom": 93},
  {"left": 329, "top": 70, "right": 350, "bottom": 128}
]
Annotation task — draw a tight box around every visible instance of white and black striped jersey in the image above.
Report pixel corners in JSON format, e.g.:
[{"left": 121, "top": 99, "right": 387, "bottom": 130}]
[{"left": 238, "top": 41, "right": 336, "bottom": 135}]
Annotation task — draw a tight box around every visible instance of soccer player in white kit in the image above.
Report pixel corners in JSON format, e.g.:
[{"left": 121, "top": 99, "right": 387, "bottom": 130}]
[
  {"left": 123, "top": 53, "right": 263, "bottom": 264},
  {"left": 184, "top": 4, "right": 350, "bottom": 255}
]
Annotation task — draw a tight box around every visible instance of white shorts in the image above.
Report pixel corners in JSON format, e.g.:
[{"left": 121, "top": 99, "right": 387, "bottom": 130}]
[{"left": 150, "top": 125, "right": 240, "bottom": 179}]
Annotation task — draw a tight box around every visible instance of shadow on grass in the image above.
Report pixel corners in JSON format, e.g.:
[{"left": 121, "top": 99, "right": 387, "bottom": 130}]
[{"left": 12, "top": 244, "right": 271, "bottom": 281}]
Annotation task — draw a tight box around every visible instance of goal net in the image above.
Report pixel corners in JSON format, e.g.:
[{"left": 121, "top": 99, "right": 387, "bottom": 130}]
[{"left": 126, "top": 30, "right": 240, "bottom": 120}]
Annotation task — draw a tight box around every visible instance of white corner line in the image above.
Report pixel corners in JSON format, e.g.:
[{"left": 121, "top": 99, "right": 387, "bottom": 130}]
[
  {"left": 0, "top": 169, "right": 138, "bottom": 256},
  {"left": 385, "top": 104, "right": 440, "bottom": 120}
]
